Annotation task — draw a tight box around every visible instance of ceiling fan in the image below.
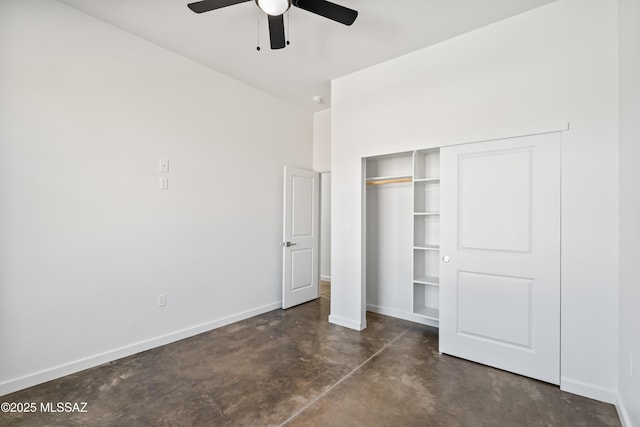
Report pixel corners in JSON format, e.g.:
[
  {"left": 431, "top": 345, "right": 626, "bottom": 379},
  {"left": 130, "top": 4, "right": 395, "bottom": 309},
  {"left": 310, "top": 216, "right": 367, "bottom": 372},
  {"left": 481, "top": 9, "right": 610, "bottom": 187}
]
[{"left": 187, "top": 0, "right": 358, "bottom": 50}]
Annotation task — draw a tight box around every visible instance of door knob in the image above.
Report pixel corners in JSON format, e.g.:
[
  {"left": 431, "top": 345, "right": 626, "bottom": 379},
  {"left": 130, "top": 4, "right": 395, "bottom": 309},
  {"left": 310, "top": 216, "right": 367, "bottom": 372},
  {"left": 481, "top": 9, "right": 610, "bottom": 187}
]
[
  {"left": 280, "top": 241, "right": 297, "bottom": 247},
  {"left": 442, "top": 256, "right": 450, "bottom": 263}
]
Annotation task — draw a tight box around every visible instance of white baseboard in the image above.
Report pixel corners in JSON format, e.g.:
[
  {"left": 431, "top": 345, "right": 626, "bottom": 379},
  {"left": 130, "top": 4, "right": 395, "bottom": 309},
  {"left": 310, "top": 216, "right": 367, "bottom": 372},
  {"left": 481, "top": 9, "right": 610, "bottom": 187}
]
[
  {"left": 320, "top": 275, "right": 331, "bottom": 282},
  {"left": 0, "top": 301, "right": 281, "bottom": 397},
  {"left": 328, "top": 314, "right": 364, "bottom": 331},
  {"left": 560, "top": 377, "right": 617, "bottom": 404},
  {"left": 366, "top": 304, "right": 439, "bottom": 328},
  {"left": 616, "top": 395, "right": 633, "bottom": 427}
]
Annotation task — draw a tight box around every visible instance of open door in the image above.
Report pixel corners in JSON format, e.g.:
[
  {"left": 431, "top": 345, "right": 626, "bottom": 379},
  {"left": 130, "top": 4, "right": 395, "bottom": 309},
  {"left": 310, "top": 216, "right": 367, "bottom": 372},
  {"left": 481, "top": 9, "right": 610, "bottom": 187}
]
[
  {"left": 439, "top": 133, "right": 561, "bottom": 384},
  {"left": 282, "top": 166, "right": 320, "bottom": 309}
]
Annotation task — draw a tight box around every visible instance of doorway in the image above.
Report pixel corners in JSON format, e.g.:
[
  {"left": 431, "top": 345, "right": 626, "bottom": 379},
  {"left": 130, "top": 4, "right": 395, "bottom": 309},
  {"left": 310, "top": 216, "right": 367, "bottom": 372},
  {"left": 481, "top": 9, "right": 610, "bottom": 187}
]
[{"left": 320, "top": 172, "right": 331, "bottom": 296}]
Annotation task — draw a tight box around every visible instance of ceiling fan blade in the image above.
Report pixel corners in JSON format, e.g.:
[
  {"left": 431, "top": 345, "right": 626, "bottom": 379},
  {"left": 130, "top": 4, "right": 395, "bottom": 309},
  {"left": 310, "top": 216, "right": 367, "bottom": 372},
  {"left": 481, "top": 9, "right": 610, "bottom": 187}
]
[
  {"left": 187, "top": 0, "right": 251, "bottom": 14},
  {"left": 268, "top": 15, "right": 286, "bottom": 49},
  {"left": 292, "top": 0, "right": 358, "bottom": 26}
]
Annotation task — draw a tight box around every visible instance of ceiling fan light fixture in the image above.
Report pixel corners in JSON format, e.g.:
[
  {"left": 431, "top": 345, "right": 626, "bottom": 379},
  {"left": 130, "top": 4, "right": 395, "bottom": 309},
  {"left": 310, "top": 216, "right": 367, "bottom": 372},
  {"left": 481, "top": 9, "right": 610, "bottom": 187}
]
[{"left": 256, "top": 0, "right": 290, "bottom": 16}]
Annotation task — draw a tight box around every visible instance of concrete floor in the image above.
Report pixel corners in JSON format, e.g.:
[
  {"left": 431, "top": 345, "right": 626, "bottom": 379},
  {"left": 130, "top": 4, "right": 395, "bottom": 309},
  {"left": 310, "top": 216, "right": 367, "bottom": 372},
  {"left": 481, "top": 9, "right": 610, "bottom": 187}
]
[{"left": 1, "top": 283, "right": 620, "bottom": 426}]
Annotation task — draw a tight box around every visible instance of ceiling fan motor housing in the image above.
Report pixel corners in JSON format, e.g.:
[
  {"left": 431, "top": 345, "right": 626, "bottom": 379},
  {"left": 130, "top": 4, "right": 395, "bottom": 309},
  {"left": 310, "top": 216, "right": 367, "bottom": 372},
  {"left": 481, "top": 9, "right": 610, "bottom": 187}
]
[{"left": 255, "top": 0, "right": 291, "bottom": 16}]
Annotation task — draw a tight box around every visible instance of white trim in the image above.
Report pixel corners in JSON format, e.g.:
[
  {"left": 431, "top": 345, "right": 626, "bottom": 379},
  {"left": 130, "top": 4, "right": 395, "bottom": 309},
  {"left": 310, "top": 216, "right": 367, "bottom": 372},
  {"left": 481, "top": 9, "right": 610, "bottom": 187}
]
[
  {"left": 616, "top": 395, "right": 632, "bottom": 427},
  {"left": 366, "top": 305, "right": 439, "bottom": 328},
  {"left": 328, "top": 314, "right": 364, "bottom": 331},
  {"left": 0, "top": 301, "right": 281, "bottom": 397},
  {"left": 320, "top": 275, "right": 331, "bottom": 282},
  {"left": 560, "top": 377, "right": 617, "bottom": 404},
  {"left": 360, "top": 122, "right": 570, "bottom": 159}
]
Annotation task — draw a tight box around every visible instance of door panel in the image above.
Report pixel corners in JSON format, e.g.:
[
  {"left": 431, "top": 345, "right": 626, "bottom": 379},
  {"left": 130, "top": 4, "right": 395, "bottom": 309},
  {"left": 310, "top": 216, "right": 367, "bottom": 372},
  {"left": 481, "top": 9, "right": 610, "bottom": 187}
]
[
  {"left": 440, "top": 132, "right": 561, "bottom": 384},
  {"left": 457, "top": 272, "right": 533, "bottom": 348},
  {"left": 292, "top": 176, "right": 314, "bottom": 237},
  {"left": 283, "top": 167, "right": 319, "bottom": 309},
  {"left": 291, "top": 248, "right": 314, "bottom": 291},
  {"left": 458, "top": 149, "right": 532, "bottom": 252}
]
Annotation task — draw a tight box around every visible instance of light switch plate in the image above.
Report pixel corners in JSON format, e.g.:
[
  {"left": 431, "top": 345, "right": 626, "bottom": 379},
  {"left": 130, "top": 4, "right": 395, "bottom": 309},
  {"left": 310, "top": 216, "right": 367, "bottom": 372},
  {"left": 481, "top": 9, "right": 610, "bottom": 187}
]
[
  {"left": 159, "top": 160, "right": 169, "bottom": 173},
  {"left": 159, "top": 177, "right": 168, "bottom": 190}
]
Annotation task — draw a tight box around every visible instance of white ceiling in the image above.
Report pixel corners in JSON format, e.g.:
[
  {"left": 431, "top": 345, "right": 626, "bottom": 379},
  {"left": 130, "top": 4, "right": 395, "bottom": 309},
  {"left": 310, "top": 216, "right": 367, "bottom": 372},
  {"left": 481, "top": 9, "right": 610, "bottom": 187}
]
[{"left": 58, "top": 0, "right": 555, "bottom": 112}]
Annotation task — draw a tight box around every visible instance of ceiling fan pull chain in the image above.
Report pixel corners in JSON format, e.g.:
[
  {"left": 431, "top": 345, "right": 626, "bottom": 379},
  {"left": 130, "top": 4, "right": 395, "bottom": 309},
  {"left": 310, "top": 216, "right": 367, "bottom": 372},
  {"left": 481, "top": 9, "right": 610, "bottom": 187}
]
[
  {"left": 286, "top": 9, "right": 291, "bottom": 46},
  {"left": 256, "top": 10, "right": 261, "bottom": 51}
]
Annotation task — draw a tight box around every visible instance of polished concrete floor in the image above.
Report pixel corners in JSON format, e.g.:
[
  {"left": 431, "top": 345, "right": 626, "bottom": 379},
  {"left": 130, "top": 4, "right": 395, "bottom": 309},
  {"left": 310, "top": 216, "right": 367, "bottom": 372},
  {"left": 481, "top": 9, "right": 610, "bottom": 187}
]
[{"left": 1, "top": 283, "right": 620, "bottom": 426}]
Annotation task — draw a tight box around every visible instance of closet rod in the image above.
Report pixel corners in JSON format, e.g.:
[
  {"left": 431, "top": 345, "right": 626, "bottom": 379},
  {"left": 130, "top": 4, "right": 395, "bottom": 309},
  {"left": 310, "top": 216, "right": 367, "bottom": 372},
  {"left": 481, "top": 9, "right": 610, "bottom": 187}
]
[{"left": 366, "top": 177, "right": 412, "bottom": 186}]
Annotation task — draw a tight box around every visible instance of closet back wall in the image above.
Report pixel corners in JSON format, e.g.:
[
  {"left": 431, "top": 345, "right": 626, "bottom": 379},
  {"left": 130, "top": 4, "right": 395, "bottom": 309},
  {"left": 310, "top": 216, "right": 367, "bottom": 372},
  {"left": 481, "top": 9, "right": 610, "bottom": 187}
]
[
  {"left": 331, "top": 0, "right": 618, "bottom": 402},
  {"left": 0, "top": 0, "right": 312, "bottom": 395}
]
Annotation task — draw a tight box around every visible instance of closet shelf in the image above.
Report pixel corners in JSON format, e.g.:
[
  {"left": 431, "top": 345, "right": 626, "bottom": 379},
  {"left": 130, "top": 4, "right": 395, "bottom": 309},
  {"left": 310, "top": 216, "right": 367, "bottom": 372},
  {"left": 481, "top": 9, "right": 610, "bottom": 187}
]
[
  {"left": 413, "top": 276, "right": 440, "bottom": 286},
  {"left": 366, "top": 175, "right": 412, "bottom": 186},
  {"left": 414, "top": 245, "right": 440, "bottom": 251}
]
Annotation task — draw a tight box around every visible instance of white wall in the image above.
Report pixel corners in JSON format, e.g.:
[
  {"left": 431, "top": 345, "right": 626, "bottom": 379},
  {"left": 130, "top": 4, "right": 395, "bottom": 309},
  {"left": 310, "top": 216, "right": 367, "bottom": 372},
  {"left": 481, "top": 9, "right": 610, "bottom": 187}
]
[
  {"left": 320, "top": 173, "right": 331, "bottom": 281},
  {"left": 618, "top": 0, "right": 640, "bottom": 424},
  {"left": 314, "top": 110, "right": 332, "bottom": 281},
  {"left": 313, "top": 109, "right": 331, "bottom": 172},
  {"left": 331, "top": 0, "right": 619, "bottom": 403},
  {"left": 0, "top": 0, "right": 312, "bottom": 395}
]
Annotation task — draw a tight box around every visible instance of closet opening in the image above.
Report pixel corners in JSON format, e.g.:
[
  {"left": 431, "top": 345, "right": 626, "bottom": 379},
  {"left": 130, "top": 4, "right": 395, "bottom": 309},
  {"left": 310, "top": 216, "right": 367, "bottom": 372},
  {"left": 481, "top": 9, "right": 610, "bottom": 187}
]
[{"left": 364, "top": 149, "right": 441, "bottom": 329}]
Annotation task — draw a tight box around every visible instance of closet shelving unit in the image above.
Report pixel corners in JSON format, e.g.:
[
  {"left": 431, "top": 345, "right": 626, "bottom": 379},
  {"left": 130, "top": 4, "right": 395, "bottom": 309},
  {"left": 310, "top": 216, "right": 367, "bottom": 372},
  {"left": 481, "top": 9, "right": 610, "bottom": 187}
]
[
  {"left": 412, "top": 149, "right": 441, "bottom": 321},
  {"left": 364, "top": 149, "right": 441, "bottom": 327}
]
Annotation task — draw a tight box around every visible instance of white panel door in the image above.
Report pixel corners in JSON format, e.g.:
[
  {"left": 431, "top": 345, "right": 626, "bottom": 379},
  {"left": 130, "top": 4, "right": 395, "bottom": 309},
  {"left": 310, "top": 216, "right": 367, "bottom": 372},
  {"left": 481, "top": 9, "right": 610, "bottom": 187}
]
[
  {"left": 439, "top": 132, "right": 561, "bottom": 384},
  {"left": 282, "top": 166, "right": 320, "bottom": 309}
]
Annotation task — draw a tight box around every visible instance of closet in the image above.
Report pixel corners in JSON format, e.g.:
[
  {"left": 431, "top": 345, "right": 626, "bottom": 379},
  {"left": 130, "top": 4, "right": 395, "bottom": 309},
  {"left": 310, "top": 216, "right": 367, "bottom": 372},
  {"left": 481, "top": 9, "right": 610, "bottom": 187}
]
[
  {"left": 365, "top": 149, "right": 441, "bottom": 327},
  {"left": 364, "top": 133, "right": 561, "bottom": 384}
]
